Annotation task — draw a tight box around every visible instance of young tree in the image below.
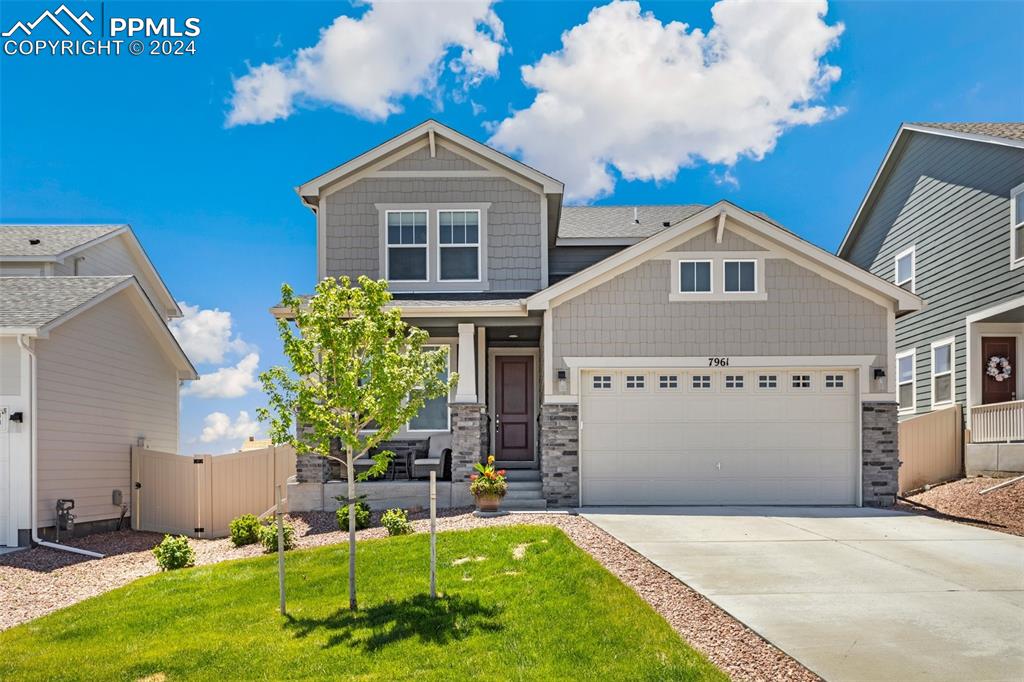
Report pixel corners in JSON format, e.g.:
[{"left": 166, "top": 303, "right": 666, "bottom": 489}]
[{"left": 258, "top": 276, "right": 454, "bottom": 610}]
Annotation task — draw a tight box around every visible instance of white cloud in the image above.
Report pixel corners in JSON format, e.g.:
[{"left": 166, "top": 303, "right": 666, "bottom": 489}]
[
  {"left": 183, "top": 353, "right": 261, "bottom": 399},
  {"left": 227, "top": 0, "right": 505, "bottom": 126},
  {"left": 489, "top": 0, "right": 844, "bottom": 202},
  {"left": 169, "top": 302, "right": 252, "bottom": 365},
  {"left": 199, "top": 410, "right": 262, "bottom": 444}
]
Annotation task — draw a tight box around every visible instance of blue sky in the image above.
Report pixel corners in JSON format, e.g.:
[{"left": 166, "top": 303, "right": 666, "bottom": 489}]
[{"left": 2, "top": 0, "right": 1021, "bottom": 452}]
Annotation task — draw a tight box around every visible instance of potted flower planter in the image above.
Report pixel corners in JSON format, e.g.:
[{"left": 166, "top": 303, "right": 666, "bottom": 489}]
[
  {"left": 469, "top": 455, "right": 507, "bottom": 514},
  {"left": 475, "top": 493, "right": 502, "bottom": 513}
]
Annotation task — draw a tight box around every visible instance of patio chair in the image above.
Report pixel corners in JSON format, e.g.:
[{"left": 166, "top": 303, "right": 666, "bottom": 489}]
[{"left": 413, "top": 434, "right": 452, "bottom": 480}]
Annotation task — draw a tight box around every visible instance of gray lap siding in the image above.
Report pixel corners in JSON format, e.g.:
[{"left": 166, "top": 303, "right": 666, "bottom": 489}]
[
  {"left": 323, "top": 176, "right": 544, "bottom": 292},
  {"left": 846, "top": 133, "right": 1024, "bottom": 415}
]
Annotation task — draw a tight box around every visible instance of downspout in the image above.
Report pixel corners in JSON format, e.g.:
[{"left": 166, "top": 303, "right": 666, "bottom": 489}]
[{"left": 17, "top": 335, "right": 103, "bottom": 558}]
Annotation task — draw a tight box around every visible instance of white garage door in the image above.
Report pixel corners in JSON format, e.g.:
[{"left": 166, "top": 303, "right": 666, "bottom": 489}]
[{"left": 580, "top": 368, "right": 859, "bottom": 505}]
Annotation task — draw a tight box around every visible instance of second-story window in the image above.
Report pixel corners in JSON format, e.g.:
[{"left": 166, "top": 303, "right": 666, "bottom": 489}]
[
  {"left": 386, "top": 210, "right": 428, "bottom": 281},
  {"left": 438, "top": 210, "right": 480, "bottom": 281},
  {"left": 724, "top": 260, "right": 756, "bottom": 293},
  {"left": 894, "top": 246, "right": 915, "bottom": 292}
]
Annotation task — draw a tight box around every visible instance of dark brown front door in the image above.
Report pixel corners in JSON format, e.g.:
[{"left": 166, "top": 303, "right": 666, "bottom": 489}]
[
  {"left": 982, "top": 337, "right": 1017, "bottom": 405},
  {"left": 495, "top": 355, "right": 535, "bottom": 461}
]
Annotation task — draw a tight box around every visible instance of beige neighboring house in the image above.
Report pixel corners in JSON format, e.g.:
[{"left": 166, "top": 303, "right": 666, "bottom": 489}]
[
  {"left": 284, "top": 120, "right": 924, "bottom": 513},
  {"left": 240, "top": 436, "right": 272, "bottom": 451},
  {"left": 0, "top": 225, "right": 196, "bottom": 548}
]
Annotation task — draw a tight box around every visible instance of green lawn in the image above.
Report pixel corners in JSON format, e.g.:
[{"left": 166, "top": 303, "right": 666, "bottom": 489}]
[{"left": 0, "top": 525, "right": 724, "bottom": 681}]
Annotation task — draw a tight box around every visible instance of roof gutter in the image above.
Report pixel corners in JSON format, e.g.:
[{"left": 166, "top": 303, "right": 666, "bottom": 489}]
[{"left": 17, "top": 335, "right": 103, "bottom": 558}]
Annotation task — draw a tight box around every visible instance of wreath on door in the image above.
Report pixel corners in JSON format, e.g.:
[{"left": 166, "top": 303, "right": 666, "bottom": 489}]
[{"left": 986, "top": 356, "right": 1013, "bottom": 382}]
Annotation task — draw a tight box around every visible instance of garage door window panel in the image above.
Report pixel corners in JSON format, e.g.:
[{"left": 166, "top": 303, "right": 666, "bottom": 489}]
[
  {"left": 824, "top": 373, "right": 847, "bottom": 391},
  {"left": 624, "top": 374, "right": 647, "bottom": 390},
  {"left": 658, "top": 374, "right": 680, "bottom": 390},
  {"left": 757, "top": 374, "right": 779, "bottom": 390},
  {"left": 691, "top": 374, "right": 712, "bottom": 391},
  {"left": 591, "top": 374, "right": 613, "bottom": 391},
  {"left": 724, "top": 374, "right": 745, "bottom": 390},
  {"left": 790, "top": 373, "right": 813, "bottom": 390}
]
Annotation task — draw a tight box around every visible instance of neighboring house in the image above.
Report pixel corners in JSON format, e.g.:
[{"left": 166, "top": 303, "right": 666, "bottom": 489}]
[
  {"left": 0, "top": 225, "right": 196, "bottom": 547},
  {"left": 838, "top": 123, "right": 1024, "bottom": 475},
  {"left": 284, "top": 120, "right": 921, "bottom": 511}
]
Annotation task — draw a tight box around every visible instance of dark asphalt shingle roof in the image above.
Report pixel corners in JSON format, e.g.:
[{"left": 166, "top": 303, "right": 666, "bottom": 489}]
[
  {"left": 0, "top": 225, "right": 124, "bottom": 258},
  {"left": 912, "top": 122, "right": 1024, "bottom": 142},
  {"left": 557, "top": 205, "right": 708, "bottom": 240},
  {"left": 0, "top": 276, "right": 131, "bottom": 328}
]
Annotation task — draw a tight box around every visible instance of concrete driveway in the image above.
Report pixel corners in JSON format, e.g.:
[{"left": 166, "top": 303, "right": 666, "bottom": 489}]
[{"left": 582, "top": 506, "right": 1024, "bottom": 682}]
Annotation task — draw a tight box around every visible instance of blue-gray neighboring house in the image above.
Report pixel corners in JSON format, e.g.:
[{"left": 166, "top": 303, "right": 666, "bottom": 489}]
[{"left": 838, "top": 122, "right": 1024, "bottom": 475}]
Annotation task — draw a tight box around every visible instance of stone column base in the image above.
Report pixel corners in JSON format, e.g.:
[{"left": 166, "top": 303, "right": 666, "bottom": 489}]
[
  {"left": 862, "top": 401, "right": 899, "bottom": 507},
  {"left": 540, "top": 403, "right": 579, "bottom": 507}
]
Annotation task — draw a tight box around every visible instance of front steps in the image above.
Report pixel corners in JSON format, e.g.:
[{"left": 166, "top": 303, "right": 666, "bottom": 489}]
[{"left": 502, "top": 469, "right": 547, "bottom": 510}]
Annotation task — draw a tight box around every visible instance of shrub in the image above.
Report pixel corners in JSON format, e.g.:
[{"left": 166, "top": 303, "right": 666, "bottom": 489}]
[
  {"left": 336, "top": 501, "right": 371, "bottom": 531},
  {"left": 229, "top": 514, "right": 262, "bottom": 546},
  {"left": 153, "top": 535, "right": 195, "bottom": 570},
  {"left": 258, "top": 520, "right": 295, "bottom": 553},
  {"left": 380, "top": 508, "right": 413, "bottom": 536}
]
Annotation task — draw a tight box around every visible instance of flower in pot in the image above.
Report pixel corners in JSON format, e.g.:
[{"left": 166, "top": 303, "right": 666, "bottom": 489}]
[{"left": 469, "top": 455, "right": 508, "bottom": 512}]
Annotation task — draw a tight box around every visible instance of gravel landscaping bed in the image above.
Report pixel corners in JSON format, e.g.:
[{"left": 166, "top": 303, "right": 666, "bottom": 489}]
[
  {"left": 899, "top": 475, "right": 1024, "bottom": 537},
  {"left": 1, "top": 509, "right": 816, "bottom": 681}
]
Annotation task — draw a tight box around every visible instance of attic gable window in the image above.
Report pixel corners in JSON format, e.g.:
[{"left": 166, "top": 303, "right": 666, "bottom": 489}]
[
  {"left": 386, "top": 211, "right": 427, "bottom": 281},
  {"left": 894, "top": 246, "right": 915, "bottom": 292}
]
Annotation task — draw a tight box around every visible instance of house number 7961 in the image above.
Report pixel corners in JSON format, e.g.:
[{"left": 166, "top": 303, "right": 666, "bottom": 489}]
[{"left": 708, "top": 357, "right": 730, "bottom": 367}]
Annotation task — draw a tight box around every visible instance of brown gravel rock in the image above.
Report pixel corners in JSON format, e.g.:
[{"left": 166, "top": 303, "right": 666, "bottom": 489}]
[
  {"left": 899, "top": 476, "right": 1024, "bottom": 537},
  {"left": 1, "top": 510, "right": 817, "bottom": 681}
]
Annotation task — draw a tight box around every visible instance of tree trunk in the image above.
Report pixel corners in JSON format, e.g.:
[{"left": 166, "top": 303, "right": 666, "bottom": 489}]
[{"left": 347, "top": 446, "right": 357, "bottom": 610}]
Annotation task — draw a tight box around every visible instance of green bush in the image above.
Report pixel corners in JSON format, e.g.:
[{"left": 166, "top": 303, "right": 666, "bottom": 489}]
[
  {"left": 229, "top": 514, "right": 262, "bottom": 546},
  {"left": 258, "top": 520, "right": 295, "bottom": 553},
  {"left": 336, "top": 501, "right": 371, "bottom": 531},
  {"left": 153, "top": 535, "right": 195, "bottom": 570},
  {"left": 380, "top": 508, "right": 413, "bottom": 536}
]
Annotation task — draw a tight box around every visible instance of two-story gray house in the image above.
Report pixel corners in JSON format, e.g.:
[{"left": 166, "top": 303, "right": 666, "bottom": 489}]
[
  {"left": 839, "top": 122, "right": 1024, "bottom": 477},
  {"left": 286, "top": 120, "right": 921, "bottom": 510}
]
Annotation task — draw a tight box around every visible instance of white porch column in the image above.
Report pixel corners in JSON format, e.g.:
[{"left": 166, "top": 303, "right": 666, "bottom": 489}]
[{"left": 455, "top": 323, "right": 478, "bottom": 403}]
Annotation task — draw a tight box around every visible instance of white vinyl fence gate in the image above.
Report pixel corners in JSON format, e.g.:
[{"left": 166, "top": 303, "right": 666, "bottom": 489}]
[{"left": 131, "top": 445, "right": 296, "bottom": 538}]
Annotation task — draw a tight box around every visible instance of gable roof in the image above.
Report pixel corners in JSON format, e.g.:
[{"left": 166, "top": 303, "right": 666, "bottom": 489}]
[
  {"left": 528, "top": 201, "right": 923, "bottom": 314},
  {"left": 296, "top": 119, "right": 564, "bottom": 205},
  {"left": 838, "top": 123, "right": 1024, "bottom": 258},
  {"left": 0, "top": 275, "right": 197, "bottom": 378},
  {"left": 0, "top": 225, "right": 123, "bottom": 257},
  {"left": 0, "top": 224, "right": 181, "bottom": 318},
  {"left": 909, "top": 122, "right": 1024, "bottom": 143}
]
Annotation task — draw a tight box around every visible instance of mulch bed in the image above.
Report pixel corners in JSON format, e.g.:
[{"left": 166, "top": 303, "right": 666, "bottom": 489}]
[
  {"left": 1, "top": 509, "right": 817, "bottom": 681},
  {"left": 898, "top": 475, "right": 1024, "bottom": 537}
]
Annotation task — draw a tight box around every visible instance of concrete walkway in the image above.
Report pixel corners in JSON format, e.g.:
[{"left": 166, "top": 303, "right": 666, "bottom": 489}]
[{"left": 582, "top": 506, "right": 1024, "bottom": 682}]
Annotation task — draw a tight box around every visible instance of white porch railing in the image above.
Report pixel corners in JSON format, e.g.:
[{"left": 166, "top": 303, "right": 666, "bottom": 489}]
[{"left": 971, "top": 400, "right": 1024, "bottom": 443}]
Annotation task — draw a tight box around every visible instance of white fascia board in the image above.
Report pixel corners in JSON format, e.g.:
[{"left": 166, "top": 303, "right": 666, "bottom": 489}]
[
  {"left": 119, "top": 228, "right": 182, "bottom": 318},
  {"left": 296, "top": 120, "right": 564, "bottom": 199}
]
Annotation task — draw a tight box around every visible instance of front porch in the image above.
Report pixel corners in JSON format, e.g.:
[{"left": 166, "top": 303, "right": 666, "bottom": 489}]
[
  {"left": 289, "top": 313, "right": 566, "bottom": 512},
  {"left": 965, "top": 295, "right": 1024, "bottom": 474}
]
